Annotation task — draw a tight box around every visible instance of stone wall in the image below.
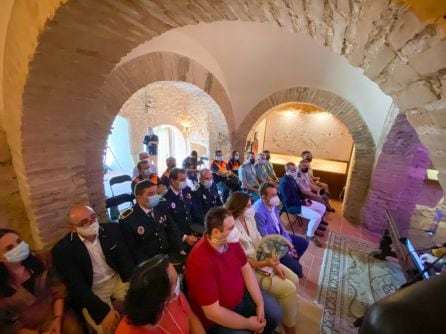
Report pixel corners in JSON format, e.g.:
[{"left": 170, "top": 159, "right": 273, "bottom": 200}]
[
  {"left": 0, "top": 121, "right": 31, "bottom": 245},
  {"left": 253, "top": 109, "right": 354, "bottom": 162},
  {"left": 364, "top": 113, "right": 431, "bottom": 232},
  {"left": 2, "top": 0, "right": 446, "bottom": 245},
  {"left": 118, "top": 80, "right": 227, "bottom": 162}
]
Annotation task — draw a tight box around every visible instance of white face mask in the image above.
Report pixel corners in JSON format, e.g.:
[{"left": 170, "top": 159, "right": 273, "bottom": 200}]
[
  {"left": 203, "top": 180, "right": 213, "bottom": 189},
  {"left": 179, "top": 181, "right": 188, "bottom": 190},
  {"left": 226, "top": 227, "right": 240, "bottom": 243},
  {"left": 269, "top": 196, "right": 281, "bottom": 207},
  {"left": 4, "top": 241, "right": 30, "bottom": 263},
  {"left": 77, "top": 221, "right": 100, "bottom": 238},
  {"left": 244, "top": 207, "right": 255, "bottom": 219},
  {"left": 287, "top": 171, "right": 298, "bottom": 178}
]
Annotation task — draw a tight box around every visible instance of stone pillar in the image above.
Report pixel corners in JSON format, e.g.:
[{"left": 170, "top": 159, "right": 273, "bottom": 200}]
[{"left": 364, "top": 113, "right": 431, "bottom": 233}]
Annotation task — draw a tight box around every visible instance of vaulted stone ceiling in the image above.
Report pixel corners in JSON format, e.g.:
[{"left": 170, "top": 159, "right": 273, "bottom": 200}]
[{"left": 1, "top": 0, "right": 446, "bottom": 247}]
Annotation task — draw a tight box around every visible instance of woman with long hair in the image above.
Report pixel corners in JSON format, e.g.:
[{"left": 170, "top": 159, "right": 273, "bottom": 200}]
[
  {"left": 0, "top": 228, "right": 83, "bottom": 334},
  {"left": 116, "top": 254, "right": 205, "bottom": 334},
  {"left": 225, "top": 192, "right": 299, "bottom": 334},
  {"left": 227, "top": 150, "right": 241, "bottom": 174}
]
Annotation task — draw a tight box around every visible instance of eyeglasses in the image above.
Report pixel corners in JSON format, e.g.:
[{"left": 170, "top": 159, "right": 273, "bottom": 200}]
[{"left": 72, "top": 213, "right": 97, "bottom": 228}]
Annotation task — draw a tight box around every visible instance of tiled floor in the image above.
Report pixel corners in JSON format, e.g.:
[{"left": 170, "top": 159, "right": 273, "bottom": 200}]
[{"left": 280, "top": 200, "right": 382, "bottom": 302}]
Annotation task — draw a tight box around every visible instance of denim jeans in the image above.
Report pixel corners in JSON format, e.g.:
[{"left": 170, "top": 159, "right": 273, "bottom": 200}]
[{"left": 207, "top": 290, "right": 282, "bottom": 334}]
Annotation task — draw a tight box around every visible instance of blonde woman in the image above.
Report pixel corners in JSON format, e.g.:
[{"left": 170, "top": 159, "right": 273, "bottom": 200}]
[{"left": 225, "top": 192, "right": 299, "bottom": 334}]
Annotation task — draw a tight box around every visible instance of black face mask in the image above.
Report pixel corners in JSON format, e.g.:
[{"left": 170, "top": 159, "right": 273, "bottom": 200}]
[
  {"left": 305, "top": 157, "right": 312, "bottom": 163},
  {"left": 301, "top": 168, "right": 309, "bottom": 173},
  {"left": 249, "top": 159, "right": 256, "bottom": 164}
]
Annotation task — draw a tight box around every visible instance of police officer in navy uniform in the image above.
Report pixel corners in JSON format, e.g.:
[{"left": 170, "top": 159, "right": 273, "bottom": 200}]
[
  {"left": 163, "top": 168, "right": 199, "bottom": 250},
  {"left": 119, "top": 179, "right": 186, "bottom": 265},
  {"left": 191, "top": 168, "right": 223, "bottom": 224}
]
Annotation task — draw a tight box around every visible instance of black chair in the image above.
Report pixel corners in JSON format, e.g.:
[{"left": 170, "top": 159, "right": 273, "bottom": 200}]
[
  {"left": 278, "top": 192, "right": 305, "bottom": 235},
  {"left": 105, "top": 193, "right": 135, "bottom": 222},
  {"left": 109, "top": 174, "right": 132, "bottom": 196}
]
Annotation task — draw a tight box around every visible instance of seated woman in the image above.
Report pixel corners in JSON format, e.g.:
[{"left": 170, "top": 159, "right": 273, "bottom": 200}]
[
  {"left": 225, "top": 192, "right": 299, "bottom": 334},
  {"left": 0, "top": 228, "right": 83, "bottom": 334},
  {"left": 227, "top": 151, "right": 241, "bottom": 174},
  {"left": 116, "top": 254, "right": 205, "bottom": 334}
]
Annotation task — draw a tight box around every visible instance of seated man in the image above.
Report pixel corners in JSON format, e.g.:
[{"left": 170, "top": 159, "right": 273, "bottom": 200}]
[
  {"left": 183, "top": 150, "right": 199, "bottom": 184},
  {"left": 279, "top": 162, "right": 327, "bottom": 247},
  {"left": 52, "top": 205, "right": 135, "bottom": 334},
  {"left": 302, "top": 150, "right": 330, "bottom": 193},
  {"left": 185, "top": 207, "right": 282, "bottom": 334},
  {"left": 119, "top": 180, "right": 186, "bottom": 264},
  {"left": 239, "top": 151, "right": 261, "bottom": 202},
  {"left": 160, "top": 156, "right": 176, "bottom": 187},
  {"left": 254, "top": 152, "right": 270, "bottom": 184},
  {"left": 210, "top": 149, "right": 232, "bottom": 203},
  {"left": 131, "top": 160, "right": 163, "bottom": 194},
  {"left": 191, "top": 168, "right": 223, "bottom": 224},
  {"left": 296, "top": 160, "right": 335, "bottom": 212},
  {"left": 164, "top": 168, "right": 199, "bottom": 249},
  {"left": 263, "top": 150, "right": 279, "bottom": 183},
  {"left": 253, "top": 182, "right": 309, "bottom": 278},
  {"left": 132, "top": 151, "right": 149, "bottom": 178}
]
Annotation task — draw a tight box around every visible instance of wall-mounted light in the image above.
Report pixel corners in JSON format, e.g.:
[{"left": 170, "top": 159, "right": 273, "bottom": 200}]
[{"left": 314, "top": 112, "right": 331, "bottom": 120}]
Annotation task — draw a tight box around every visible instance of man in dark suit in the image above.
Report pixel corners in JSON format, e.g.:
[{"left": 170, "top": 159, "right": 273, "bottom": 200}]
[
  {"left": 119, "top": 180, "right": 186, "bottom": 265},
  {"left": 52, "top": 205, "right": 135, "bottom": 334},
  {"left": 279, "top": 162, "right": 327, "bottom": 247},
  {"left": 191, "top": 168, "right": 222, "bottom": 225},
  {"left": 143, "top": 127, "right": 159, "bottom": 166},
  {"left": 163, "top": 168, "right": 199, "bottom": 249}
]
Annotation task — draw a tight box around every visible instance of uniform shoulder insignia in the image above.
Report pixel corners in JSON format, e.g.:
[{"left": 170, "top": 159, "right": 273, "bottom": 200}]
[{"left": 119, "top": 207, "right": 134, "bottom": 220}]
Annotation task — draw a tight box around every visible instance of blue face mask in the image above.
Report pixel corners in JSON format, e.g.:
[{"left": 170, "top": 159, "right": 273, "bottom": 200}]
[
  {"left": 4, "top": 241, "right": 30, "bottom": 263},
  {"left": 148, "top": 130, "right": 154, "bottom": 135},
  {"left": 203, "top": 180, "right": 213, "bottom": 189},
  {"left": 148, "top": 195, "right": 160, "bottom": 208}
]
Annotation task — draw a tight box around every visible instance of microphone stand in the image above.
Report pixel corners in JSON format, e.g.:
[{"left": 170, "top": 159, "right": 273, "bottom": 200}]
[{"left": 400, "top": 249, "right": 446, "bottom": 289}]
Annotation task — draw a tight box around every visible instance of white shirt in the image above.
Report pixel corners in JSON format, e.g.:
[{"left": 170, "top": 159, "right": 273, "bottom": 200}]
[
  {"left": 139, "top": 203, "right": 154, "bottom": 219},
  {"left": 78, "top": 234, "right": 115, "bottom": 286},
  {"left": 170, "top": 186, "right": 182, "bottom": 197},
  {"left": 235, "top": 216, "right": 263, "bottom": 259}
]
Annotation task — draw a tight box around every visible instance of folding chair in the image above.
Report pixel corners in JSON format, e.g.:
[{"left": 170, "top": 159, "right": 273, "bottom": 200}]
[
  {"left": 105, "top": 193, "right": 135, "bottom": 222},
  {"left": 109, "top": 174, "right": 132, "bottom": 196},
  {"left": 278, "top": 193, "right": 305, "bottom": 235}
]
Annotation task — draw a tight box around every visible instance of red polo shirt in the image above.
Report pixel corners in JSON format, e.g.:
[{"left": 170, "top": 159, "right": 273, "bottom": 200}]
[{"left": 185, "top": 237, "right": 247, "bottom": 330}]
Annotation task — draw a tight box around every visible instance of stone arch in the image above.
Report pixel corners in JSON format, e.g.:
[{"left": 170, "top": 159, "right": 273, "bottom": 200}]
[
  {"left": 3, "top": 0, "right": 446, "bottom": 246},
  {"left": 84, "top": 52, "right": 233, "bottom": 209},
  {"left": 234, "top": 87, "right": 375, "bottom": 224}
]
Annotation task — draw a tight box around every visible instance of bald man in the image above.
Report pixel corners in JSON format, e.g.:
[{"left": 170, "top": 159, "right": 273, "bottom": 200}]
[{"left": 52, "top": 206, "right": 135, "bottom": 334}]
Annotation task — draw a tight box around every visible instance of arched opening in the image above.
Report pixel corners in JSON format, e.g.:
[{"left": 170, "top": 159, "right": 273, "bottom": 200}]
[
  {"left": 2, "top": 1, "right": 446, "bottom": 247},
  {"left": 235, "top": 87, "right": 374, "bottom": 225},
  {"left": 247, "top": 102, "right": 354, "bottom": 202},
  {"left": 102, "top": 79, "right": 227, "bottom": 204}
]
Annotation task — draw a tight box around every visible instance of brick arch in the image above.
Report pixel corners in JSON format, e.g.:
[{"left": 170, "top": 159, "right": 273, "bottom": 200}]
[
  {"left": 3, "top": 1, "right": 446, "bottom": 246},
  {"left": 84, "top": 52, "right": 233, "bottom": 208},
  {"left": 233, "top": 87, "right": 374, "bottom": 223}
]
